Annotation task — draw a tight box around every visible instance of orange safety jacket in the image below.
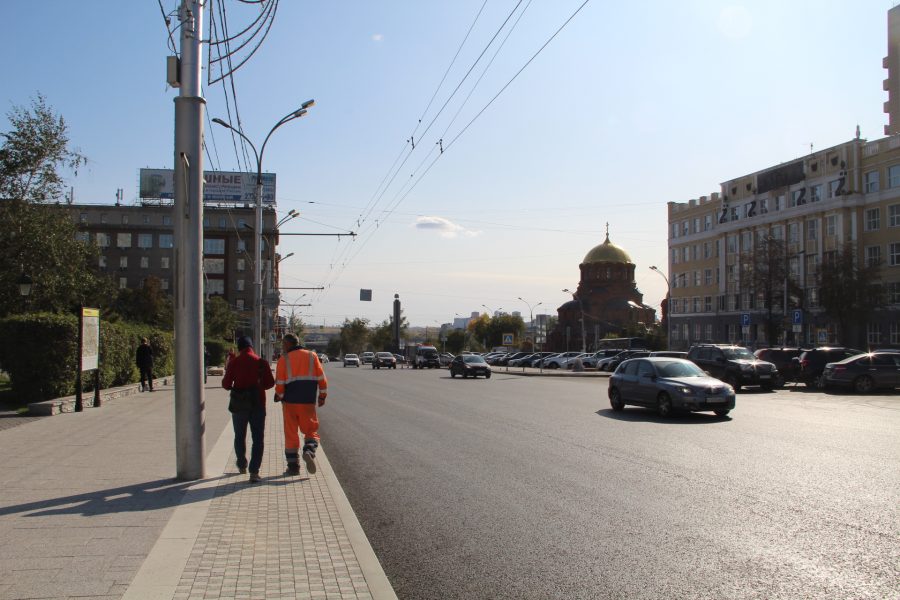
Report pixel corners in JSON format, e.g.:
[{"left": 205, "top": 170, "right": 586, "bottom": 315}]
[{"left": 275, "top": 347, "right": 327, "bottom": 404}]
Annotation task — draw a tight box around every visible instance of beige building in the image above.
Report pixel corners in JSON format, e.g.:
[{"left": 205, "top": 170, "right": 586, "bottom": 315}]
[
  {"left": 666, "top": 136, "right": 900, "bottom": 350},
  {"left": 65, "top": 202, "right": 280, "bottom": 335}
]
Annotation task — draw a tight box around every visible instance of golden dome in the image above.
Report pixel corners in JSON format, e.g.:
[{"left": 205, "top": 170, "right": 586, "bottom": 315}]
[{"left": 582, "top": 233, "right": 632, "bottom": 264}]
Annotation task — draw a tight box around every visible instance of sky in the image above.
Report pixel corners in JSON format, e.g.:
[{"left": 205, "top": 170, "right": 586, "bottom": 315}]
[{"left": 1, "top": 1, "right": 895, "bottom": 327}]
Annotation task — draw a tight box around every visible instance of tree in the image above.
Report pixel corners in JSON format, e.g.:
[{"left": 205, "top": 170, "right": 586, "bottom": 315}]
[
  {"left": 112, "top": 276, "right": 173, "bottom": 328},
  {"left": 468, "top": 313, "right": 491, "bottom": 350},
  {"left": 204, "top": 296, "right": 238, "bottom": 341},
  {"left": 444, "top": 329, "right": 468, "bottom": 354},
  {"left": 285, "top": 309, "right": 305, "bottom": 341},
  {"left": 817, "top": 244, "right": 885, "bottom": 348},
  {"left": 0, "top": 200, "right": 111, "bottom": 317},
  {"left": 748, "top": 235, "right": 797, "bottom": 346},
  {"left": 369, "top": 319, "right": 394, "bottom": 351},
  {"left": 339, "top": 318, "right": 370, "bottom": 354},
  {"left": 0, "top": 94, "right": 86, "bottom": 203}
]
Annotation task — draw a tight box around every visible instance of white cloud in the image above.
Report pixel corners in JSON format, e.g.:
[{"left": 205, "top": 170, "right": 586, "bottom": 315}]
[
  {"left": 413, "top": 216, "right": 481, "bottom": 239},
  {"left": 371, "top": 33, "right": 384, "bottom": 42}
]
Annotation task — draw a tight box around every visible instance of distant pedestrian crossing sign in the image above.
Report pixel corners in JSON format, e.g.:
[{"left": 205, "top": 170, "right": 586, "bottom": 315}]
[{"left": 502, "top": 333, "right": 514, "bottom": 345}]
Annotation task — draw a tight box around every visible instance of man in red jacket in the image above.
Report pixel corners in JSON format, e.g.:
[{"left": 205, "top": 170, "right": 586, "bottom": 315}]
[{"left": 222, "top": 336, "right": 274, "bottom": 483}]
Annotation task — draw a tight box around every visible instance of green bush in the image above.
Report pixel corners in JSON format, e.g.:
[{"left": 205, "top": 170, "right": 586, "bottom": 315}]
[
  {"left": 0, "top": 312, "right": 175, "bottom": 403},
  {"left": 204, "top": 338, "right": 229, "bottom": 367}
]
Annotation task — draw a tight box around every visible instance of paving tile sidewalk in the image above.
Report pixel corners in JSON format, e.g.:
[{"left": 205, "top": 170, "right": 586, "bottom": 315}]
[{"left": 124, "top": 391, "right": 397, "bottom": 600}]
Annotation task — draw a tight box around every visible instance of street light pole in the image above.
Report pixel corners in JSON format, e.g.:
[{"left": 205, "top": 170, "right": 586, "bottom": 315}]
[
  {"left": 649, "top": 266, "right": 671, "bottom": 349},
  {"left": 517, "top": 297, "right": 542, "bottom": 351},
  {"left": 481, "top": 305, "right": 502, "bottom": 349},
  {"left": 562, "top": 289, "right": 586, "bottom": 353},
  {"left": 212, "top": 100, "right": 314, "bottom": 361}
]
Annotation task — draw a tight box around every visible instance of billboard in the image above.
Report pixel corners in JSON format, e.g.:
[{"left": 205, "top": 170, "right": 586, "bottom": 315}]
[{"left": 139, "top": 168, "right": 277, "bottom": 204}]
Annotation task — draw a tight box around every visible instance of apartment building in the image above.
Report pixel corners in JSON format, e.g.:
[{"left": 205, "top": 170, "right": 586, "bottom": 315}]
[
  {"left": 666, "top": 136, "right": 900, "bottom": 350},
  {"left": 65, "top": 202, "right": 280, "bottom": 324}
]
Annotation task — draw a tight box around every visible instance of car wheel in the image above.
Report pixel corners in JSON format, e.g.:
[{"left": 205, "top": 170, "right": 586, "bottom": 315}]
[
  {"left": 609, "top": 388, "right": 624, "bottom": 412},
  {"left": 813, "top": 374, "right": 826, "bottom": 390},
  {"left": 714, "top": 409, "right": 730, "bottom": 418},
  {"left": 761, "top": 384, "right": 773, "bottom": 392},
  {"left": 462, "top": 371, "right": 468, "bottom": 379},
  {"left": 773, "top": 373, "right": 785, "bottom": 389},
  {"left": 853, "top": 375, "right": 874, "bottom": 394},
  {"left": 657, "top": 392, "right": 673, "bottom": 417},
  {"left": 485, "top": 372, "right": 491, "bottom": 379},
  {"left": 725, "top": 374, "right": 741, "bottom": 392},
  {"left": 450, "top": 370, "right": 456, "bottom": 378},
  {"left": 548, "top": 363, "right": 559, "bottom": 370}
]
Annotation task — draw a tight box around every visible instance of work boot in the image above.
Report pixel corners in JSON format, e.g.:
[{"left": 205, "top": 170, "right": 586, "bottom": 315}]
[
  {"left": 284, "top": 464, "right": 301, "bottom": 476},
  {"left": 237, "top": 463, "right": 247, "bottom": 475},
  {"left": 303, "top": 449, "right": 317, "bottom": 475},
  {"left": 249, "top": 473, "right": 261, "bottom": 483}
]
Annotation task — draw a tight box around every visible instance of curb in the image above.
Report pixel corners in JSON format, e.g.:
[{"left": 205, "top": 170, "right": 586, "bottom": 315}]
[
  {"left": 27, "top": 376, "right": 173, "bottom": 416},
  {"left": 494, "top": 369, "right": 611, "bottom": 378}
]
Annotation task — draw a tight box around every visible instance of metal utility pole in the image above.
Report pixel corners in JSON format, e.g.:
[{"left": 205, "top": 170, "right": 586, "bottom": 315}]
[{"left": 173, "top": 0, "right": 206, "bottom": 480}]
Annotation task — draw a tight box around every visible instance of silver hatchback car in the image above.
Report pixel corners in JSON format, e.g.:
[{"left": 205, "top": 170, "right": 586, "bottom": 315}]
[{"left": 608, "top": 357, "right": 735, "bottom": 417}]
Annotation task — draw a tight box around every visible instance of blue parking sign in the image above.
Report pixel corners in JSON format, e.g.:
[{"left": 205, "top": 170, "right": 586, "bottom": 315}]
[
  {"left": 740, "top": 313, "right": 751, "bottom": 327},
  {"left": 792, "top": 309, "right": 803, "bottom": 325}
]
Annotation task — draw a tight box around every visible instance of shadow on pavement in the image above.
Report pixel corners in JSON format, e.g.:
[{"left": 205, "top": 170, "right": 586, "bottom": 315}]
[
  {"left": 0, "top": 474, "right": 303, "bottom": 519},
  {"left": 595, "top": 408, "right": 731, "bottom": 424}
]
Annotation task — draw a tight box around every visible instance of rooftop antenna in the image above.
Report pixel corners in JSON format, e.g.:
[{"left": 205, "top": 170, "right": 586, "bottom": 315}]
[
  {"left": 115, "top": 188, "right": 123, "bottom": 206},
  {"left": 855, "top": 124, "right": 861, "bottom": 139}
]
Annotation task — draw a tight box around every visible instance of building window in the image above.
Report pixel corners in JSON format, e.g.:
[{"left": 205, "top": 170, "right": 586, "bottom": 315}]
[
  {"left": 864, "top": 170, "right": 880, "bottom": 193},
  {"left": 203, "top": 239, "right": 226, "bottom": 255},
  {"left": 236, "top": 279, "right": 245, "bottom": 291},
  {"left": 119, "top": 256, "right": 128, "bottom": 269},
  {"left": 79, "top": 213, "right": 88, "bottom": 223},
  {"left": 237, "top": 240, "right": 247, "bottom": 254},
  {"left": 161, "top": 256, "right": 170, "bottom": 269},
  {"left": 704, "top": 269, "right": 712, "bottom": 285},
  {"left": 788, "top": 223, "right": 799, "bottom": 244},
  {"left": 771, "top": 225, "right": 783, "bottom": 240},
  {"left": 825, "top": 215, "right": 837, "bottom": 237},
  {"left": 100, "top": 213, "right": 108, "bottom": 224},
  {"left": 236, "top": 298, "right": 245, "bottom": 310},
  {"left": 891, "top": 322, "right": 900, "bottom": 345},
  {"left": 889, "top": 204, "right": 900, "bottom": 227},
  {"left": 99, "top": 256, "right": 107, "bottom": 269},
  {"left": 75, "top": 231, "right": 90, "bottom": 243},
  {"left": 122, "top": 215, "right": 129, "bottom": 225},
  {"left": 828, "top": 180, "right": 841, "bottom": 198},
  {"left": 743, "top": 203, "right": 753, "bottom": 219},
  {"left": 219, "top": 217, "right": 227, "bottom": 228},
  {"left": 809, "top": 185, "right": 821, "bottom": 203},
  {"left": 727, "top": 235, "right": 737, "bottom": 254},
  {"left": 704, "top": 296, "right": 712, "bottom": 312},
  {"left": 163, "top": 215, "right": 172, "bottom": 226},
  {"left": 140, "top": 256, "right": 149, "bottom": 269},
  {"left": 704, "top": 215, "right": 712, "bottom": 231},
  {"left": 889, "top": 242, "right": 900, "bottom": 266},
  {"left": 694, "top": 271, "right": 701, "bottom": 287},
  {"left": 731, "top": 206, "right": 738, "bottom": 221},
  {"left": 889, "top": 164, "right": 900, "bottom": 188},
  {"left": 741, "top": 231, "right": 752, "bottom": 252},
  {"left": 865, "top": 246, "right": 882, "bottom": 267},
  {"left": 206, "top": 279, "right": 225, "bottom": 296},
  {"left": 138, "top": 233, "right": 153, "bottom": 249},
  {"left": 703, "top": 242, "right": 710, "bottom": 259},
  {"left": 867, "top": 323, "right": 881, "bottom": 345},
  {"left": 671, "top": 249, "right": 678, "bottom": 265},
  {"left": 142, "top": 215, "right": 151, "bottom": 224},
  {"left": 203, "top": 217, "right": 210, "bottom": 227},
  {"left": 865, "top": 208, "right": 880, "bottom": 231},
  {"left": 117, "top": 233, "right": 132, "bottom": 248},
  {"left": 159, "top": 234, "right": 174, "bottom": 249},
  {"left": 704, "top": 324, "right": 713, "bottom": 341},
  {"left": 759, "top": 198, "right": 768, "bottom": 214},
  {"left": 239, "top": 218, "right": 248, "bottom": 230},
  {"left": 682, "top": 221, "right": 689, "bottom": 236},
  {"left": 693, "top": 218, "right": 700, "bottom": 234},
  {"left": 790, "top": 189, "right": 803, "bottom": 207},
  {"left": 204, "top": 258, "right": 225, "bottom": 274},
  {"left": 161, "top": 278, "right": 169, "bottom": 290},
  {"left": 807, "top": 287, "right": 819, "bottom": 308},
  {"left": 119, "top": 277, "right": 127, "bottom": 289},
  {"left": 693, "top": 323, "right": 701, "bottom": 340},
  {"left": 671, "top": 223, "right": 679, "bottom": 239},
  {"left": 889, "top": 282, "right": 900, "bottom": 304},
  {"left": 806, "top": 220, "right": 818, "bottom": 241},
  {"left": 774, "top": 195, "right": 784, "bottom": 211}
]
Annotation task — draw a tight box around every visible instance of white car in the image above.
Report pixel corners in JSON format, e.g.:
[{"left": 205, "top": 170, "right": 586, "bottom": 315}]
[
  {"left": 343, "top": 354, "right": 360, "bottom": 367},
  {"left": 542, "top": 351, "right": 584, "bottom": 369}
]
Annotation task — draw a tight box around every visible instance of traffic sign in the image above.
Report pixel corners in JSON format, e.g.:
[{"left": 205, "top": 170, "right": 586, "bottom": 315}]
[
  {"left": 792, "top": 309, "right": 803, "bottom": 325},
  {"left": 502, "top": 333, "right": 514, "bottom": 345},
  {"left": 740, "top": 313, "right": 751, "bottom": 327}
]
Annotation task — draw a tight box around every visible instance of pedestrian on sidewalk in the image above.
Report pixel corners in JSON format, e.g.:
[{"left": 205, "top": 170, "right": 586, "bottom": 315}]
[
  {"left": 274, "top": 333, "right": 328, "bottom": 476},
  {"left": 222, "top": 336, "right": 275, "bottom": 483},
  {"left": 136, "top": 337, "right": 154, "bottom": 392}
]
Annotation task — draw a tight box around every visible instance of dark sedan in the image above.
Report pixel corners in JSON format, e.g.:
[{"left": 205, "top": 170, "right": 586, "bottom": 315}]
[
  {"left": 449, "top": 354, "right": 492, "bottom": 379},
  {"left": 608, "top": 357, "right": 735, "bottom": 417},
  {"left": 372, "top": 352, "right": 397, "bottom": 369},
  {"left": 823, "top": 351, "right": 900, "bottom": 393}
]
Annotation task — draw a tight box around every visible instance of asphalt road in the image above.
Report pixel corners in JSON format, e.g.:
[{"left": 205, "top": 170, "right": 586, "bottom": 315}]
[{"left": 320, "top": 365, "right": 899, "bottom": 600}]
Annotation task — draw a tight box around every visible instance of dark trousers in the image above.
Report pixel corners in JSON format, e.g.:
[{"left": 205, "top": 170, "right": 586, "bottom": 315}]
[
  {"left": 139, "top": 366, "right": 154, "bottom": 390},
  {"left": 232, "top": 403, "right": 266, "bottom": 474}
]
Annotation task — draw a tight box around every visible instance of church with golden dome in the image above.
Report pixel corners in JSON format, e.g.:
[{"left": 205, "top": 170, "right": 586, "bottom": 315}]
[{"left": 548, "top": 227, "right": 657, "bottom": 351}]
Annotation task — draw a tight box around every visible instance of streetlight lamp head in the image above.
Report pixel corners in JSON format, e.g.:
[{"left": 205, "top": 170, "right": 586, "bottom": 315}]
[
  {"left": 211, "top": 117, "right": 230, "bottom": 128},
  {"left": 301, "top": 99, "right": 315, "bottom": 110},
  {"left": 18, "top": 273, "right": 32, "bottom": 297}
]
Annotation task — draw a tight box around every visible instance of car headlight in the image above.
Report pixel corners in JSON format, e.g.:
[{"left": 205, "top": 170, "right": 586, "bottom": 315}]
[
  {"left": 740, "top": 363, "right": 753, "bottom": 371},
  {"left": 674, "top": 385, "right": 694, "bottom": 395}
]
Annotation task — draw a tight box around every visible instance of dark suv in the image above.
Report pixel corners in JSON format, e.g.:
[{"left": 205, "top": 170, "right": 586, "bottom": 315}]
[
  {"left": 686, "top": 344, "right": 778, "bottom": 391},
  {"left": 754, "top": 348, "right": 807, "bottom": 386},
  {"left": 795, "top": 347, "right": 864, "bottom": 389}
]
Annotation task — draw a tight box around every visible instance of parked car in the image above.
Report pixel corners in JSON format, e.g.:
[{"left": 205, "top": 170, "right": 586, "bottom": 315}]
[
  {"left": 532, "top": 353, "right": 561, "bottom": 368},
  {"left": 608, "top": 357, "right": 735, "bottom": 417},
  {"left": 361, "top": 352, "right": 375, "bottom": 365},
  {"left": 598, "top": 350, "right": 651, "bottom": 372},
  {"left": 485, "top": 353, "right": 508, "bottom": 366},
  {"left": 686, "top": 344, "right": 777, "bottom": 392},
  {"left": 439, "top": 353, "right": 455, "bottom": 367},
  {"left": 526, "top": 352, "right": 557, "bottom": 367},
  {"left": 582, "top": 349, "right": 622, "bottom": 369},
  {"left": 372, "top": 352, "right": 397, "bottom": 369},
  {"left": 564, "top": 353, "right": 594, "bottom": 369},
  {"left": 649, "top": 351, "right": 688, "bottom": 359},
  {"left": 753, "top": 347, "right": 806, "bottom": 386},
  {"left": 542, "top": 351, "right": 584, "bottom": 369},
  {"left": 449, "top": 354, "right": 492, "bottom": 379},
  {"left": 343, "top": 354, "right": 360, "bottom": 367},
  {"left": 393, "top": 353, "right": 407, "bottom": 365},
  {"left": 497, "top": 352, "right": 531, "bottom": 366},
  {"left": 795, "top": 347, "right": 865, "bottom": 389},
  {"left": 316, "top": 352, "right": 330, "bottom": 364},
  {"left": 823, "top": 351, "right": 900, "bottom": 393},
  {"left": 508, "top": 353, "right": 539, "bottom": 367}
]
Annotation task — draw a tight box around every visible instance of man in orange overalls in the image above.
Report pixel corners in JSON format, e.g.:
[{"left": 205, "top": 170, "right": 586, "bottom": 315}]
[{"left": 274, "top": 334, "right": 328, "bottom": 476}]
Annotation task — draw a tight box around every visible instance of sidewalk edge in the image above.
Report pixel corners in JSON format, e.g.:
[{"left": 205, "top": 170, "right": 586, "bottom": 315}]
[{"left": 318, "top": 448, "right": 399, "bottom": 600}]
